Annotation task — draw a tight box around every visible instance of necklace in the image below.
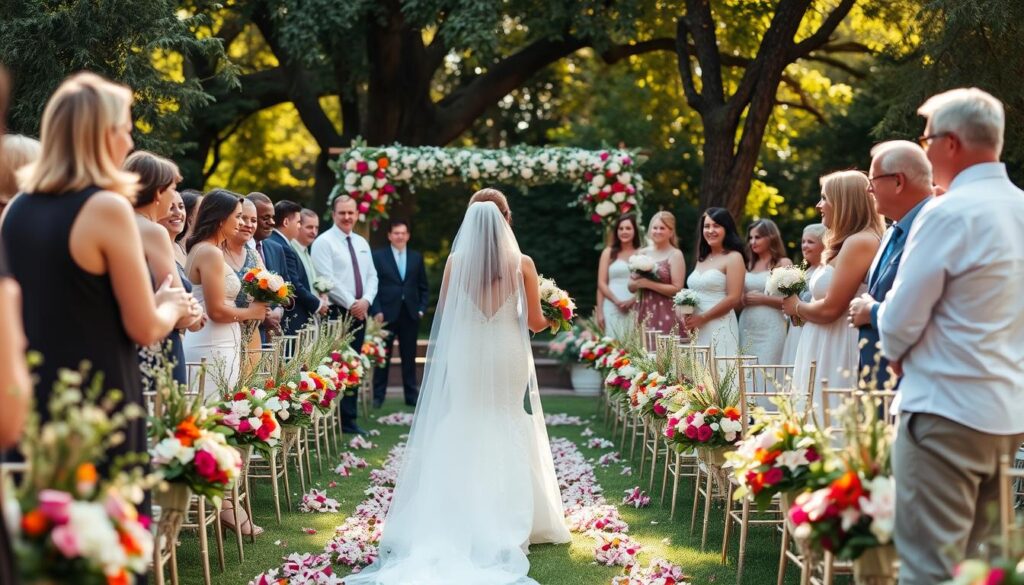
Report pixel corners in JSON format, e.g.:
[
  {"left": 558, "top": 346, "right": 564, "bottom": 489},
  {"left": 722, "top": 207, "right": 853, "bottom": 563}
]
[{"left": 221, "top": 242, "right": 246, "bottom": 269}]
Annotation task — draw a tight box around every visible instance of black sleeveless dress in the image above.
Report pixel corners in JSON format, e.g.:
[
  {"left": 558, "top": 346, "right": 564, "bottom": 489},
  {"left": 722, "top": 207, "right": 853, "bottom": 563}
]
[
  {"left": 140, "top": 262, "right": 192, "bottom": 390},
  {"left": 0, "top": 243, "right": 18, "bottom": 585},
  {"left": 1, "top": 187, "right": 145, "bottom": 471}
]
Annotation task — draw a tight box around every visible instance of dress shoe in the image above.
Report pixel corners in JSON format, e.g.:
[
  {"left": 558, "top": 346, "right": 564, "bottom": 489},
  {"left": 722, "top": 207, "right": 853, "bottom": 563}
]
[
  {"left": 342, "top": 424, "right": 367, "bottom": 435},
  {"left": 373, "top": 398, "right": 384, "bottom": 409}
]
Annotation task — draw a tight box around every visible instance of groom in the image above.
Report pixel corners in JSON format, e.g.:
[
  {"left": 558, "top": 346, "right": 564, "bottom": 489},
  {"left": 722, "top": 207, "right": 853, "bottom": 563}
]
[
  {"left": 371, "top": 220, "right": 428, "bottom": 408},
  {"left": 848, "top": 140, "right": 932, "bottom": 389}
]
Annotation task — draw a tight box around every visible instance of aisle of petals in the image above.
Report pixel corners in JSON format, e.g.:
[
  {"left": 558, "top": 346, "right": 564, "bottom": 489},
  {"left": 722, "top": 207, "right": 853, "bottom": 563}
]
[{"left": 250, "top": 414, "right": 687, "bottom": 584}]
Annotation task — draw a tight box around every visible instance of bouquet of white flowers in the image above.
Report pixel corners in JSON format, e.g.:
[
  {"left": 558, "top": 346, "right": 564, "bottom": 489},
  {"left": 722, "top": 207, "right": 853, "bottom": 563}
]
[
  {"left": 628, "top": 254, "right": 660, "bottom": 282},
  {"left": 765, "top": 264, "right": 809, "bottom": 326},
  {"left": 672, "top": 289, "right": 700, "bottom": 318},
  {"left": 313, "top": 276, "right": 333, "bottom": 295},
  {"left": 538, "top": 275, "right": 576, "bottom": 333}
]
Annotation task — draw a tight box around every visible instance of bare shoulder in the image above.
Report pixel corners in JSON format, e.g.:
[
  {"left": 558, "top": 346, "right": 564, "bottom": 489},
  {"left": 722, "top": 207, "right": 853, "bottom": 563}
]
[
  {"left": 776, "top": 257, "right": 794, "bottom": 267},
  {"left": 599, "top": 247, "right": 612, "bottom": 261},
  {"left": 725, "top": 251, "right": 746, "bottom": 267},
  {"left": 82, "top": 190, "right": 134, "bottom": 218},
  {"left": 843, "top": 232, "right": 881, "bottom": 255},
  {"left": 520, "top": 254, "right": 537, "bottom": 271},
  {"left": 191, "top": 242, "right": 223, "bottom": 265}
]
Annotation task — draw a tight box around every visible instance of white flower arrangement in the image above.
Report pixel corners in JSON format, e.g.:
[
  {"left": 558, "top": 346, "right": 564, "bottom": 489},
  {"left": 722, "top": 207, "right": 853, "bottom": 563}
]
[
  {"left": 765, "top": 264, "right": 808, "bottom": 298},
  {"left": 672, "top": 289, "right": 700, "bottom": 317},
  {"left": 313, "top": 276, "right": 334, "bottom": 294}
]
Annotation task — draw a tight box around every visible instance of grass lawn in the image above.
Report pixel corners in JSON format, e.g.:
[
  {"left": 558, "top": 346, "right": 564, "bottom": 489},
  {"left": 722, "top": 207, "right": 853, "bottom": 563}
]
[{"left": 172, "top": 395, "right": 796, "bottom": 584}]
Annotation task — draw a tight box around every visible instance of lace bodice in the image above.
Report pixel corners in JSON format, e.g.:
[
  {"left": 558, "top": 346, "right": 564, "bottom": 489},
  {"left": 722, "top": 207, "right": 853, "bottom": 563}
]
[
  {"left": 686, "top": 269, "right": 728, "bottom": 312},
  {"left": 192, "top": 262, "right": 242, "bottom": 308}
]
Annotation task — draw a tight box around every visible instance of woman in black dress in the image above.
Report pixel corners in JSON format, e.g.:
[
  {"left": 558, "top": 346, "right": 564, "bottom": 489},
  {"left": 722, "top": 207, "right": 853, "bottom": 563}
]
[{"left": 0, "top": 72, "right": 197, "bottom": 475}]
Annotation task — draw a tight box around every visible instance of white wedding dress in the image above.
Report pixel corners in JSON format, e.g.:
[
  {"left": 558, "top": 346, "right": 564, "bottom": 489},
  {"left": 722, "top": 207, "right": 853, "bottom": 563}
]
[
  {"left": 602, "top": 258, "right": 635, "bottom": 339},
  {"left": 346, "top": 201, "right": 570, "bottom": 585},
  {"left": 687, "top": 269, "right": 740, "bottom": 359},
  {"left": 792, "top": 265, "right": 864, "bottom": 420},
  {"left": 183, "top": 261, "right": 242, "bottom": 399},
  {"left": 738, "top": 271, "right": 788, "bottom": 366}
]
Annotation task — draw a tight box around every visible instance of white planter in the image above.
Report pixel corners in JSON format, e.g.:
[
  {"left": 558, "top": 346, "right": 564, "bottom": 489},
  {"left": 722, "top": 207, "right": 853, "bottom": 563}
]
[{"left": 570, "top": 364, "right": 603, "bottom": 396}]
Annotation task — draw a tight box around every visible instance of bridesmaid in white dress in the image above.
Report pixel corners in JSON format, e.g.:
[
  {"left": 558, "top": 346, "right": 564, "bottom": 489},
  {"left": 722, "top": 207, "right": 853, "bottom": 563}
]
[
  {"left": 183, "top": 189, "right": 269, "bottom": 399},
  {"left": 780, "top": 224, "right": 825, "bottom": 365},
  {"left": 683, "top": 208, "right": 745, "bottom": 368},
  {"left": 596, "top": 214, "right": 640, "bottom": 339},
  {"left": 784, "top": 171, "right": 883, "bottom": 419},
  {"left": 739, "top": 218, "right": 792, "bottom": 367}
]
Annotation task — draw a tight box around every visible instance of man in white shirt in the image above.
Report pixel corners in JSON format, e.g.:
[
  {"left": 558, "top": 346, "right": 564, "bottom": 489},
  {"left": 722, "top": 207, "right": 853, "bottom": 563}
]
[
  {"left": 877, "top": 88, "right": 1024, "bottom": 584},
  {"left": 311, "top": 195, "right": 378, "bottom": 435}
]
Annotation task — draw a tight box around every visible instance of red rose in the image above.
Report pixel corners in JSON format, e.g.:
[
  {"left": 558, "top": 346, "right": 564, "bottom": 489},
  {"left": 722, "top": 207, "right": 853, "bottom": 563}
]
[
  {"left": 301, "top": 402, "right": 314, "bottom": 415},
  {"left": 684, "top": 425, "right": 698, "bottom": 440},
  {"left": 611, "top": 182, "right": 625, "bottom": 193},
  {"left": 599, "top": 151, "right": 609, "bottom": 161},
  {"left": 356, "top": 161, "right": 369, "bottom": 173},
  {"left": 591, "top": 214, "right": 602, "bottom": 224},
  {"left": 194, "top": 450, "right": 218, "bottom": 479},
  {"left": 255, "top": 423, "right": 272, "bottom": 441},
  {"left": 696, "top": 424, "right": 713, "bottom": 442},
  {"left": 243, "top": 271, "right": 256, "bottom": 282},
  {"left": 763, "top": 467, "right": 784, "bottom": 485}
]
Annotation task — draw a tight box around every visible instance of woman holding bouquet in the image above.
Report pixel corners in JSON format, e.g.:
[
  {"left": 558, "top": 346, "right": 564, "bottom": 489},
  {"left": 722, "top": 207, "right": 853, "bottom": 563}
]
[
  {"left": 184, "top": 189, "right": 269, "bottom": 398},
  {"left": 684, "top": 208, "right": 746, "bottom": 361},
  {"left": 738, "top": 218, "right": 792, "bottom": 367},
  {"left": 596, "top": 214, "right": 640, "bottom": 338},
  {"left": 780, "top": 223, "right": 825, "bottom": 365},
  {"left": 224, "top": 198, "right": 266, "bottom": 356},
  {"left": 628, "top": 211, "right": 686, "bottom": 336},
  {"left": 784, "top": 171, "right": 882, "bottom": 414}
]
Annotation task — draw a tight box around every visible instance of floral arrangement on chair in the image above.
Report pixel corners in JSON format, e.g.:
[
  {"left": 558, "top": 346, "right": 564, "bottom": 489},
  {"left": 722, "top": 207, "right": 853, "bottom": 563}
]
[{"left": 216, "top": 386, "right": 286, "bottom": 457}]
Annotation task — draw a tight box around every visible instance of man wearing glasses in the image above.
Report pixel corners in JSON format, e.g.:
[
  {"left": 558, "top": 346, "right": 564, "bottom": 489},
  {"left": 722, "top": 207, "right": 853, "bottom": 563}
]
[
  {"left": 847, "top": 141, "right": 933, "bottom": 389},
  {"left": 874, "top": 88, "right": 1024, "bottom": 584}
]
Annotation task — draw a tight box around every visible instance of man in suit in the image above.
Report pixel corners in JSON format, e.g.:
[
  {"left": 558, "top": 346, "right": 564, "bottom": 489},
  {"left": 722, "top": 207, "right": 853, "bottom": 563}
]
[
  {"left": 269, "top": 200, "right": 326, "bottom": 334},
  {"left": 311, "top": 195, "right": 377, "bottom": 435},
  {"left": 247, "top": 192, "right": 291, "bottom": 341},
  {"left": 370, "top": 220, "right": 428, "bottom": 408},
  {"left": 874, "top": 88, "right": 1024, "bottom": 584},
  {"left": 290, "top": 208, "right": 329, "bottom": 323},
  {"left": 847, "top": 140, "right": 933, "bottom": 389}
]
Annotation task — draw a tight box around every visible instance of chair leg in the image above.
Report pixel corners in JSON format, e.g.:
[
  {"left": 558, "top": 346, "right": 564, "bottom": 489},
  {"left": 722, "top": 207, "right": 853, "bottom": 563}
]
[
  {"left": 670, "top": 454, "right": 682, "bottom": 521},
  {"left": 169, "top": 538, "right": 180, "bottom": 585},
  {"left": 212, "top": 499, "right": 225, "bottom": 572},
  {"left": 270, "top": 454, "right": 283, "bottom": 524},
  {"left": 660, "top": 446, "right": 671, "bottom": 505},
  {"left": 197, "top": 498, "right": 213, "bottom": 585},
  {"left": 648, "top": 439, "right": 659, "bottom": 492},
  {"left": 280, "top": 448, "right": 293, "bottom": 512},
  {"left": 777, "top": 522, "right": 789, "bottom": 585},
  {"left": 638, "top": 425, "right": 648, "bottom": 479},
  {"left": 230, "top": 488, "right": 244, "bottom": 562},
  {"left": 721, "top": 481, "right": 735, "bottom": 563},
  {"left": 629, "top": 416, "right": 640, "bottom": 460},
  {"left": 154, "top": 540, "right": 166, "bottom": 585},
  {"left": 690, "top": 464, "right": 702, "bottom": 534},
  {"left": 701, "top": 470, "right": 714, "bottom": 550},
  {"left": 736, "top": 498, "right": 750, "bottom": 584},
  {"left": 303, "top": 432, "right": 314, "bottom": 482},
  {"left": 243, "top": 479, "right": 256, "bottom": 545}
]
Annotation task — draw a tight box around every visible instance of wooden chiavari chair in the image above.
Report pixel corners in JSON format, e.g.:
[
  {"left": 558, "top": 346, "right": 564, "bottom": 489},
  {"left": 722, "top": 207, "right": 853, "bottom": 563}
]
[
  {"left": 658, "top": 343, "right": 711, "bottom": 518},
  {"left": 720, "top": 361, "right": 816, "bottom": 584},
  {"left": 637, "top": 335, "right": 679, "bottom": 488},
  {"left": 1000, "top": 451, "right": 1024, "bottom": 557}
]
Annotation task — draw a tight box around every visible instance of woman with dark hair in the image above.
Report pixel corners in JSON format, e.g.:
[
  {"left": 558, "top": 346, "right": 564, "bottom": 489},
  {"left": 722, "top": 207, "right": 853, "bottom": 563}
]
[
  {"left": 683, "top": 207, "right": 745, "bottom": 362},
  {"left": 596, "top": 214, "right": 640, "bottom": 337},
  {"left": 183, "top": 189, "right": 268, "bottom": 399},
  {"left": 172, "top": 188, "right": 202, "bottom": 266},
  {"left": 738, "top": 218, "right": 792, "bottom": 368},
  {"left": 628, "top": 211, "right": 686, "bottom": 336}
]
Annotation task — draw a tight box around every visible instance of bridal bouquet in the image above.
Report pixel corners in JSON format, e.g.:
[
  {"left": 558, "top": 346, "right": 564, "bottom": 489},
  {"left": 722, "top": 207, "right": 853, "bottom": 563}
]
[
  {"left": 313, "top": 276, "right": 334, "bottom": 295},
  {"left": 673, "top": 289, "right": 700, "bottom": 317},
  {"left": 726, "top": 397, "right": 829, "bottom": 510},
  {"left": 11, "top": 366, "right": 154, "bottom": 585},
  {"left": 539, "top": 275, "right": 577, "bottom": 333},
  {"left": 628, "top": 254, "right": 660, "bottom": 282},
  {"left": 217, "top": 387, "right": 285, "bottom": 457},
  {"left": 766, "top": 263, "right": 808, "bottom": 326},
  {"left": 241, "top": 267, "right": 295, "bottom": 304}
]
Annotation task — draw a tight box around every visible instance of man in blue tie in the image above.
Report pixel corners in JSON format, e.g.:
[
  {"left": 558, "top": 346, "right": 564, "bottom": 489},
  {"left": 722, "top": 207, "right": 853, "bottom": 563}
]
[
  {"left": 848, "top": 140, "right": 933, "bottom": 389},
  {"left": 370, "top": 220, "right": 428, "bottom": 408}
]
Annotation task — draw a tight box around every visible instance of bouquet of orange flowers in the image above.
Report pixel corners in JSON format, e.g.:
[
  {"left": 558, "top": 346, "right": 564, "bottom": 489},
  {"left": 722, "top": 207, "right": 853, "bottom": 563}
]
[{"left": 241, "top": 267, "right": 295, "bottom": 304}]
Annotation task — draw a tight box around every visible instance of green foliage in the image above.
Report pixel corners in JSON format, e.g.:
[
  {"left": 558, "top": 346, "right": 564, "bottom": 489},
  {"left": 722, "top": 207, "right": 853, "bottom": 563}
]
[{"left": 0, "top": 0, "right": 231, "bottom": 156}]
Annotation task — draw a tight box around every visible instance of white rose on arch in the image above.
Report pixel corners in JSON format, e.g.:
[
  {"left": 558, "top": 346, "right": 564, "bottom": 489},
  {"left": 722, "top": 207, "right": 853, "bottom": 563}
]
[
  {"left": 612, "top": 192, "right": 626, "bottom": 203},
  {"left": 345, "top": 160, "right": 357, "bottom": 171},
  {"left": 608, "top": 162, "right": 621, "bottom": 174},
  {"left": 521, "top": 168, "right": 534, "bottom": 180},
  {"left": 595, "top": 200, "right": 617, "bottom": 217},
  {"left": 592, "top": 174, "right": 606, "bottom": 188},
  {"left": 359, "top": 175, "right": 375, "bottom": 191},
  {"left": 619, "top": 172, "right": 632, "bottom": 185}
]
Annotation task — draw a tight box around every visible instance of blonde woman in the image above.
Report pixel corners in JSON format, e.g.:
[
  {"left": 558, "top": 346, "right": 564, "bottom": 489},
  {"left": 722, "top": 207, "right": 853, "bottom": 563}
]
[
  {"left": 784, "top": 171, "right": 883, "bottom": 413},
  {"left": 0, "top": 134, "right": 41, "bottom": 214},
  {"left": 780, "top": 223, "right": 825, "bottom": 365},
  {"left": 628, "top": 210, "right": 686, "bottom": 335},
  {"left": 739, "top": 218, "right": 792, "bottom": 367},
  {"left": 0, "top": 72, "right": 197, "bottom": 473}
]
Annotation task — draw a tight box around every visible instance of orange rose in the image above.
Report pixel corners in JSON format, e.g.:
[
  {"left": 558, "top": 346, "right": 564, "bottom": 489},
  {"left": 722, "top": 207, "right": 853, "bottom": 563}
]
[
  {"left": 107, "top": 570, "right": 129, "bottom": 585},
  {"left": 755, "top": 448, "right": 782, "bottom": 465},
  {"left": 21, "top": 509, "right": 48, "bottom": 537},
  {"left": 723, "top": 406, "right": 741, "bottom": 420},
  {"left": 175, "top": 416, "right": 202, "bottom": 447},
  {"left": 705, "top": 407, "right": 720, "bottom": 416},
  {"left": 277, "top": 287, "right": 289, "bottom": 298},
  {"left": 259, "top": 278, "right": 270, "bottom": 289},
  {"left": 377, "top": 157, "right": 389, "bottom": 170},
  {"left": 119, "top": 528, "right": 143, "bottom": 555},
  {"left": 76, "top": 462, "right": 98, "bottom": 485}
]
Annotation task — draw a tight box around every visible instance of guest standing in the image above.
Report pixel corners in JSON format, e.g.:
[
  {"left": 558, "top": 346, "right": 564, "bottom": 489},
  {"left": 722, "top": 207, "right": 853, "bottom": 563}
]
[
  {"left": 126, "top": 151, "right": 204, "bottom": 387},
  {"left": 780, "top": 224, "right": 825, "bottom": 365},
  {"left": 311, "top": 195, "right": 377, "bottom": 435},
  {"left": 269, "top": 199, "right": 325, "bottom": 334},
  {"left": 173, "top": 188, "right": 202, "bottom": 266},
  {"left": 184, "top": 189, "right": 268, "bottom": 397},
  {"left": 684, "top": 208, "right": 745, "bottom": 364},
  {"left": 847, "top": 140, "right": 933, "bottom": 389},
  {"left": 629, "top": 211, "right": 685, "bottom": 336},
  {"left": 738, "top": 218, "right": 791, "bottom": 367},
  {"left": 596, "top": 214, "right": 640, "bottom": 338},
  {"left": 223, "top": 198, "right": 264, "bottom": 355},
  {"left": 371, "top": 220, "right": 428, "bottom": 408},
  {"left": 0, "top": 62, "right": 31, "bottom": 585},
  {"left": 291, "top": 208, "right": 329, "bottom": 323},
  {"left": 0, "top": 72, "right": 196, "bottom": 473},
  {"left": 783, "top": 171, "right": 882, "bottom": 416},
  {"left": 0, "top": 135, "right": 40, "bottom": 214},
  {"left": 247, "top": 192, "right": 288, "bottom": 340},
  {"left": 877, "top": 88, "right": 1024, "bottom": 585}
]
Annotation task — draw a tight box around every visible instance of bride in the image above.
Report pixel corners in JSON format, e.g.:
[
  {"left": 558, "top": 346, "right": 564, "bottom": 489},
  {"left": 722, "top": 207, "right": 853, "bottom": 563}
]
[{"left": 346, "top": 189, "right": 571, "bottom": 585}]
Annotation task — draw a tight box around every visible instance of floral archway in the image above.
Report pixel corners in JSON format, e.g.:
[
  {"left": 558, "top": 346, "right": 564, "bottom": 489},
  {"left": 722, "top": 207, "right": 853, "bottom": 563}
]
[{"left": 329, "top": 144, "right": 646, "bottom": 230}]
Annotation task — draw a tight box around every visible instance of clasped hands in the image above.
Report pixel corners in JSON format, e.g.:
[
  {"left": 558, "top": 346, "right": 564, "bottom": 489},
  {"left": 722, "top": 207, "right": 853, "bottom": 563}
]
[{"left": 847, "top": 293, "right": 875, "bottom": 328}]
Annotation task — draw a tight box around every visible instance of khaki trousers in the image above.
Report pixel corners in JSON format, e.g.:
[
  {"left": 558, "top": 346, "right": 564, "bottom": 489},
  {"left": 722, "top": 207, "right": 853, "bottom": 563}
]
[{"left": 894, "top": 412, "right": 1024, "bottom": 585}]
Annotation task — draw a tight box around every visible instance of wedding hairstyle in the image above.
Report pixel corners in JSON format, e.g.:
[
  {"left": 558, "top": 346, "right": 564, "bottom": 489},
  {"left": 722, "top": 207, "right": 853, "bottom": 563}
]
[
  {"left": 819, "top": 170, "right": 884, "bottom": 263},
  {"left": 469, "top": 188, "right": 511, "bottom": 223},
  {"left": 646, "top": 210, "right": 679, "bottom": 248},
  {"left": 274, "top": 199, "right": 302, "bottom": 226},
  {"left": 697, "top": 207, "right": 747, "bottom": 262},
  {"left": 870, "top": 140, "right": 933, "bottom": 191},
  {"left": 178, "top": 188, "right": 203, "bottom": 244},
  {"left": 609, "top": 214, "right": 641, "bottom": 257},
  {"left": 746, "top": 218, "right": 787, "bottom": 270},
  {"left": 918, "top": 87, "right": 1004, "bottom": 154},
  {"left": 186, "top": 188, "right": 243, "bottom": 252},
  {"left": 124, "top": 150, "right": 181, "bottom": 208},
  {"left": 19, "top": 72, "right": 138, "bottom": 198},
  {"left": 0, "top": 135, "right": 42, "bottom": 198}
]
